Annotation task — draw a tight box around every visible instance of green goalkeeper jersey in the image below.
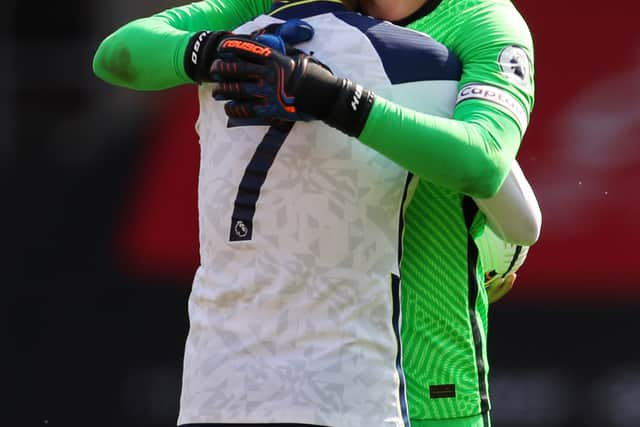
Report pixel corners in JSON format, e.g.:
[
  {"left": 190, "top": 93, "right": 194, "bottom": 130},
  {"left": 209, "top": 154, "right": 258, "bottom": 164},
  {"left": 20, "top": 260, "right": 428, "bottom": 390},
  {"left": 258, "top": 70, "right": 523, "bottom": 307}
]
[
  {"left": 372, "top": 0, "right": 535, "bottom": 422},
  {"left": 93, "top": 0, "right": 535, "bottom": 423}
]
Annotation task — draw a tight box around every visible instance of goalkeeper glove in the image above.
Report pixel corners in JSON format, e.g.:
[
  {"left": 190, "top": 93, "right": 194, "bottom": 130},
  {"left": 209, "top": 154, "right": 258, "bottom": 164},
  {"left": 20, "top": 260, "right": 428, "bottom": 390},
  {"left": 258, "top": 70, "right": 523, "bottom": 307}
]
[
  {"left": 184, "top": 19, "right": 315, "bottom": 83},
  {"left": 185, "top": 31, "right": 236, "bottom": 83},
  {"left": 213, "top": 34, "right": 376, "bottom": 137},
  {"left": 486, "top": 273, "right": 517, "bottom": 304}
]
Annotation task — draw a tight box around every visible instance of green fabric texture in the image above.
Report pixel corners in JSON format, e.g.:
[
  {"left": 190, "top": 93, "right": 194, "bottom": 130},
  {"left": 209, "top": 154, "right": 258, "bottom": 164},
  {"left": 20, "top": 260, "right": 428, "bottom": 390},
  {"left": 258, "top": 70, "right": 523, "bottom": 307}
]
[
  {"left": 391, "top": 0, "right": 534, "bottom": 421},
  {"left": 92, "top": 0, "right": 272, "bottom": 89},
  {"left": 92, "top": 0, "right": 535, "bottom": 423},
  {"left": 400, "top": 180, "right": 490, "bottom": 420},
  {"left": 361, "top": 97, "right": 515, "bottom": 199},
  {"left": 360, "top": 0, "right": 535, "bottom": 198}
]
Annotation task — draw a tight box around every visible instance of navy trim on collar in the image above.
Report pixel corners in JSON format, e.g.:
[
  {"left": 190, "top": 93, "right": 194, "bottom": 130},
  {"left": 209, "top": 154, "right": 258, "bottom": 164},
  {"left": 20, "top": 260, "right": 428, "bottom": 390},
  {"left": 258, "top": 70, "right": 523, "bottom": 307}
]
[{"left": 270, "top": 0, "right": 347, "bottom": 20}]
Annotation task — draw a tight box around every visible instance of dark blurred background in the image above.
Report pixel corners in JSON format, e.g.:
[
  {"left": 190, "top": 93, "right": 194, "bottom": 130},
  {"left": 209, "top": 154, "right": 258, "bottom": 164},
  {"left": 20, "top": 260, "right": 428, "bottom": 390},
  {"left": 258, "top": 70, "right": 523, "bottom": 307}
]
[{"left": 9, "top": 1, "right": 640, "bottom": 426}]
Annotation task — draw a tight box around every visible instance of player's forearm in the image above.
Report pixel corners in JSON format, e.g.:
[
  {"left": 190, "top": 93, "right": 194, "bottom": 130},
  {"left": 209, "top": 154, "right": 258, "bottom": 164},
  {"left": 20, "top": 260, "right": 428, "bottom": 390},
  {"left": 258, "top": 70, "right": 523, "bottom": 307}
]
[
  {"left": 92, "top": 0, "right": 271, "bottom": 90},
  {"left": 93, "top": 16, "right": 193, "bottom": 90},
  {"left": 473, "top": 160, "right": 542, "bottom": 246},
  {"left": 359, "top": 97, "right": 520, "bottom": 199}
]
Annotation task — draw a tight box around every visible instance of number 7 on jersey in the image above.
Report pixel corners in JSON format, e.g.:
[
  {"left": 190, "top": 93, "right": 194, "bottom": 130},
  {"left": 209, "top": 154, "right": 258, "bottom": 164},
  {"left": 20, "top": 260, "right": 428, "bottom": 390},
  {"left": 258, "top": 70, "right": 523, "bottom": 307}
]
[{"left": 229, "top": 121, "right": 295, "bottom": 242}]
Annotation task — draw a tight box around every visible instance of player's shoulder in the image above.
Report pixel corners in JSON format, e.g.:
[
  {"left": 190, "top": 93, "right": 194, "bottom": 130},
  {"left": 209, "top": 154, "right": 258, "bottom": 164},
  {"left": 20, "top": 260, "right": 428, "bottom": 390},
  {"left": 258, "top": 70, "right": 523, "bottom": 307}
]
[
  {"left": 268, "top": 1, "right": 462, "bottom": 84},
  {"left": 432, "top": 0, "right": 535, "bottom": 96},
  {"left": 456, "top": 0, "right": 533, "bottom": 50},
  {"left": 332, "top": 12, "right": 462, "bottom": 84}
]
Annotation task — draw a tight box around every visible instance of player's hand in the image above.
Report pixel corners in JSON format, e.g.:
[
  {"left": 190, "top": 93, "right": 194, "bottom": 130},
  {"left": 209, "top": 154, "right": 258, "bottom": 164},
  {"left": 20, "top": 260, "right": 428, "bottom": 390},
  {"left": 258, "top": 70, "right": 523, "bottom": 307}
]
[
  {"left": 214, "top": 30, "right": 376, "bottom": 137},
  {"left": 486, "top": 272, "right": 517, "bottom": 304},
  {"left": 250, "top": 18, "right": 316, "bottom": 50},
  {"left": 211, "top": 33, "right": 321, "bottom": 122},
  {"left": 183, "top": 19, "right": 315, "bottom": 84}
]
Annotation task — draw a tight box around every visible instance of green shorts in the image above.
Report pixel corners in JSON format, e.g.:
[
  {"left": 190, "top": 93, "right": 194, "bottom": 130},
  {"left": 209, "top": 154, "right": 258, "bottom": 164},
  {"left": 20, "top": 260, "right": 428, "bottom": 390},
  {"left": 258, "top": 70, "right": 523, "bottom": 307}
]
[{"left": 411, "top": 413, "right": 491, "bottom": 427}]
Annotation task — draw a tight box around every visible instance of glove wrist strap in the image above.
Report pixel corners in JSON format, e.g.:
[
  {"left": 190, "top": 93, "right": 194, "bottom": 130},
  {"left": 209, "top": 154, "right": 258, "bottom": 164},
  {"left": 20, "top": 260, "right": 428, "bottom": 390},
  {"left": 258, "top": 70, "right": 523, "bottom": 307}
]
[
  {"left": 293, "top": 59, "right": 375, "bottom": 137},
  {"left": 184, "top": 31, "right": 228, "bottom": 83},
  {"left": 324, "top": 79, "right": 375, "bottom": 138}
]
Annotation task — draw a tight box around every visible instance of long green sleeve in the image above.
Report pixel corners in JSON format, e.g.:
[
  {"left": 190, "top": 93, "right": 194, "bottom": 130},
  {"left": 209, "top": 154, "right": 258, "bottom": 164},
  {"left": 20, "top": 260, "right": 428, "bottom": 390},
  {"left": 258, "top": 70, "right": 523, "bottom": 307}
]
[
  {"left": 92, "top": 0, "right": 271, "bottom": 90},
  {"left": 359, "top": 97, "right": 520, "bottom": 199},
  {"left": 359, "top": 0, "right": 534, "bottom": 199}
]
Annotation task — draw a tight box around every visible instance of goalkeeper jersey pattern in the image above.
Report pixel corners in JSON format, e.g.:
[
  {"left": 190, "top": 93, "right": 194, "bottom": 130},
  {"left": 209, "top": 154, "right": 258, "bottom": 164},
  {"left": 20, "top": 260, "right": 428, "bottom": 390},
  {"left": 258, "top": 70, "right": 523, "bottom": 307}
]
[
  {"left": 406, "top": 0, "right": 535, "bottom": 135},
  {"left": 396, "top": 0, "right": 535, "bottom": 421},
  {"left": 180, "top": 4, "right": 461, "bottom": 427}
]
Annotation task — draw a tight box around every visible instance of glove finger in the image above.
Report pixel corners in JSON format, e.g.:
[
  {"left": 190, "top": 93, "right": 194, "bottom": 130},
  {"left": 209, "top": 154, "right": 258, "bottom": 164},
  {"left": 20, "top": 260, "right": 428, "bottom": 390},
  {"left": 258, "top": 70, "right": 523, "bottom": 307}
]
[
  {"left": 255, "top": 34, "right": 286, "bottom": 54},
  {"left": 277, "top": 19, "right": 314, "bottom": 44},
  {"left": 217, "top": 36, "right": 277, "bottom": 63},
  {"left": 250, "top": 23, "right": 279, "bottom": 38},
  {"left": 487, "top": 273, "right": 517, "bottom": 304},
  {"left": 218, "top": 36, "right": 294, "bottom": 73},
  {"left": 210, "top": 59, "right": 267, "bottom": 81},
  {"left": 253, "top": 103, "right": 303, "bottom": 122},
  {"left": 250, "top": 19, "right": 314, "bottom": 45},
  {"left": 212, "top": 81, "right": 266, "bottom": 101},
  {"left": 224, "top": 100, "right": 261, "bottom": 119}
]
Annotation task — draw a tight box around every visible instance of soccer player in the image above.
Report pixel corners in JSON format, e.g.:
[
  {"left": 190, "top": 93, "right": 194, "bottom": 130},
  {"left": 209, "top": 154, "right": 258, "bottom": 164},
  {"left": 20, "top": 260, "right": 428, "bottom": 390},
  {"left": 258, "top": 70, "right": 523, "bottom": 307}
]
[
  {"left": 212, "top": 1, "right": 535, "bottom": 425},
  {"left": 93, "top": 3, "right": 461, "bottom": 425},
  {"left": 92, "top": 1, "right": 537, "bottom": 427}
]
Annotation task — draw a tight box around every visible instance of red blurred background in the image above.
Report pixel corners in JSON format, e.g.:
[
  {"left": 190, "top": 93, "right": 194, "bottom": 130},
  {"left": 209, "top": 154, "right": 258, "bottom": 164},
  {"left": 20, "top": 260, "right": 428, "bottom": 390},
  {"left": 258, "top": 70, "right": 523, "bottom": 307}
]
[
  {"left": 115, "top": 1, "right": 640, "bottom": 301},
  {"left": 12, "top": 1, "right": 640, "bottom": 426}
]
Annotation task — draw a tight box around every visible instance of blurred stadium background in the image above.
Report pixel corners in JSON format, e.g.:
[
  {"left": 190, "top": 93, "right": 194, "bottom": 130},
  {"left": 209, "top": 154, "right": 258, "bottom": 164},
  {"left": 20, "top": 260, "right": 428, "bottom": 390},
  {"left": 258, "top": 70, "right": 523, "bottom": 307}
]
[{"left": 8, "top": 1, "right": 640, "bottom": 426}]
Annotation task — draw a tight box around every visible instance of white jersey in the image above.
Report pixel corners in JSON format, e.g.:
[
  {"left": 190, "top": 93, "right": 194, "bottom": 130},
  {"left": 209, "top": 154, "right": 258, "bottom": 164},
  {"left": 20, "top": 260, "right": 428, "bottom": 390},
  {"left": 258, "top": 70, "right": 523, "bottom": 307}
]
[{"left": 179, "top": 4, "right": 460, "bottom": 426}]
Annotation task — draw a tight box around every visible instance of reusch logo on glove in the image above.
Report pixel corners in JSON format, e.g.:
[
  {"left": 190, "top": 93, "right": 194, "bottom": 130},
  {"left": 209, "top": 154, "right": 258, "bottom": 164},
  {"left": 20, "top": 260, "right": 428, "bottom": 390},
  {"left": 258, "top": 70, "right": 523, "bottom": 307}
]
[{"left": 222, "top": 39, "right": 273, "bottom": 57}]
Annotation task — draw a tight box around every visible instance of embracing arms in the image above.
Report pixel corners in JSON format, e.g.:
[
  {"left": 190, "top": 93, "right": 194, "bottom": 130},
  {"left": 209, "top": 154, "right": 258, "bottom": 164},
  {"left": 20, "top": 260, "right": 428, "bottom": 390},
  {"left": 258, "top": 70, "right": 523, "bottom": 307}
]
[{"left": 92, "top": 0, "right": 271, "bottom": 90}]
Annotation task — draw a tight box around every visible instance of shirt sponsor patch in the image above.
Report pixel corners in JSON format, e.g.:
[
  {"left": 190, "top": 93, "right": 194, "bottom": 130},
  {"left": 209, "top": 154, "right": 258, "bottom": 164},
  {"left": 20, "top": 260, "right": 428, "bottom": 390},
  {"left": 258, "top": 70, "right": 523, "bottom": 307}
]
[
  {"left": 456, "top": 83, "right": 529, "bottom": 132},
  {"left": 498, "top": 45, "right": 532, "bottom": 90}
]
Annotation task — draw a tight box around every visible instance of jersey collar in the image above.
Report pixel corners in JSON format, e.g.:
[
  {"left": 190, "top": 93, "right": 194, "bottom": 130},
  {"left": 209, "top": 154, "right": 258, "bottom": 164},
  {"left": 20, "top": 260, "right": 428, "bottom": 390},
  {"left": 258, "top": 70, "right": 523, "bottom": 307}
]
[{"left": 270, "top": 0, "right": 347, "bottom": 19}]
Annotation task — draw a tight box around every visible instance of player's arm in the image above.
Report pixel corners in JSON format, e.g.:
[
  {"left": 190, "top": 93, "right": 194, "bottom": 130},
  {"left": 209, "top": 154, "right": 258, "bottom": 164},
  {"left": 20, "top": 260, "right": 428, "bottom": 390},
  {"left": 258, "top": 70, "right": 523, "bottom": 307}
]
[
  {"left": 360, "top": 96, "right": 523, "bottom": 198},
  {"left": 473, "top": 160, "right": 541, "bottom": 246},
  {"left": 216, "top": 7, "right": 534, "bottom": 198},
  {"left": 360, "top": 9, "right": 535, "bottom": 198},
  {"left": 92, "top": 0, "right": 271, "bottom": 90}
]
